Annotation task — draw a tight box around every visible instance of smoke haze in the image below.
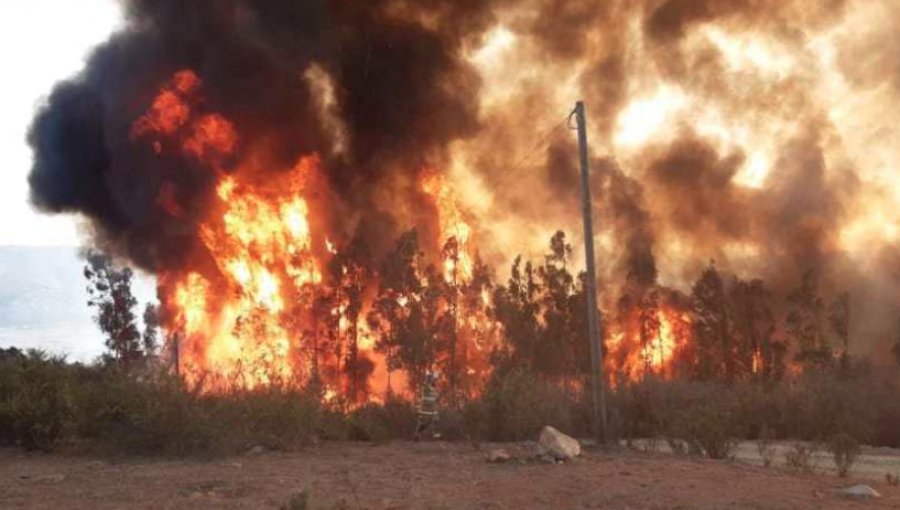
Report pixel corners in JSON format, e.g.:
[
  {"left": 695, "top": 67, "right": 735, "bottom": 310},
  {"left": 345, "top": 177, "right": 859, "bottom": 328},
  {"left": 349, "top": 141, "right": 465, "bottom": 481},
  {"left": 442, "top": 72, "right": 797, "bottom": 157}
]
[{"left": 28, "top": 0, "right": 900, "bottom": 358}]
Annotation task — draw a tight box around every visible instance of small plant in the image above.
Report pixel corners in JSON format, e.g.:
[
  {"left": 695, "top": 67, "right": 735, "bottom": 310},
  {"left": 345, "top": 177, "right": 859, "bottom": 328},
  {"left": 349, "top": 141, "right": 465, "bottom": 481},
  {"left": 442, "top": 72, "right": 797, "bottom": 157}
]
[
  {"left": 757, "top": 425, "right": 776, "bottom": 468},
  {"left": 827, "top": 433, "right": 860, "bottom": 478},
  {"left": 666, "top": 437, "right": 688, "bottom": 456},
  {"left": 643, "top": 436, "right": 660, "bottom": 453},
  {"left": 784, "top": 442, "right": 819, "bottom": 474},
  {"left": 281, "top": 489, "right": 309, "bottom": 510},
  {"left": 886, "top": 473, "right": 899, "bottom": 486},
  {"left": 679, "top": 403, "right": 739, "bottom": 459}
]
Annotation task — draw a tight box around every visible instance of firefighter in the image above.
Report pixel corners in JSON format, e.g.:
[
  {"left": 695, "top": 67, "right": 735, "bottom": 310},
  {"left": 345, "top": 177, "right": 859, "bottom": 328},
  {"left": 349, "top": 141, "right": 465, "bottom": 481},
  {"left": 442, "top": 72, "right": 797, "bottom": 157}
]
[{"left": 413, "top": 370, "right": 440, "bottom": 441}]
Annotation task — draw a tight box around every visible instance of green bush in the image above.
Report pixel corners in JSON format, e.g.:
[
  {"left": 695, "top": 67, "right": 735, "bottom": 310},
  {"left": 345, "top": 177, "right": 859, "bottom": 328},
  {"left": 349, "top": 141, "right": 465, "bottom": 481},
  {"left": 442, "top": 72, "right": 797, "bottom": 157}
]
[
  {"left": 0, "top": 351, "right": 73, "bottom": 451},
  {"left": 68, "top": 368, "right": 224, "bottom": 455}
]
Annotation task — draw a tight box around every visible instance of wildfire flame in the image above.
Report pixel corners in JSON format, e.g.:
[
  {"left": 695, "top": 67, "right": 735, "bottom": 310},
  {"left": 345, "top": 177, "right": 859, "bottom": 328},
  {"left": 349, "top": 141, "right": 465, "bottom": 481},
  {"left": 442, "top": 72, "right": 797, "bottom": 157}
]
[
  {"left": 135, "top": 71, "right": 505, "bottom": 398},
  {"left": 607, "top": 299, "right": 692, "bottom": 382},
  {"left": 421, "top": 170, "right": 474, "bottom": 284},
  {"left": 136, "top": 70, "right": 687, "bottom": 395},
  {"left": 135, "top": 71, "right": 321, "bottom": 390},
  {"left": 27, "top": 1, "right": 900, "bottom": 404}
]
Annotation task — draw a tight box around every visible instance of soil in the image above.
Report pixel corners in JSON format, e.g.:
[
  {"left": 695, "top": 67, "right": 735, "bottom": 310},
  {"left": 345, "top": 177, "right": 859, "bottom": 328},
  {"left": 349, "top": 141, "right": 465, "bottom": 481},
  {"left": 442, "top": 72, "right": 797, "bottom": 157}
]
[{"left": 2, "top": 442, "right": 899, "bottom": 509}]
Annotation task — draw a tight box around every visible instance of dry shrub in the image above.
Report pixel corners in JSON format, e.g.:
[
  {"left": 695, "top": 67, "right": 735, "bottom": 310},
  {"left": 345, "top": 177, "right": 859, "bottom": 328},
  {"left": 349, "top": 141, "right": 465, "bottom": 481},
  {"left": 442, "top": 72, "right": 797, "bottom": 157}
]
[
  {"left": 71, "top": 369, "right": 226, "bottom": 455},
  {"left": 2, "top": 345, "right": 898, "bottom": 458},
  {"left": 476, "top": 367, "right": 573, "bottom": 441},
  {"left": 236, "top": 389, "right": 327, "bottom": 450},
  {"left": 827, "top": 433, "right": 861, "bottom": 478},
  {"left": 610, "top": 363, "right": 900, "bottom": 458},
  {"left": 347, "top": 398, "right": 415, "bottom": 442},
  {"left": 757, "top": 425, "right": 777, "bottom": 468},
  {"left": 657, "top": 381, "right": 743, "bottom": 459},
  {"left": 666, "top": 437, "right": 690, "bottom": 456},
  {"left": 780, "top": 364, "right": 894, "bottom": 444},
  {"left": 642, "top": 436, "right": 661, "bottom": 453},
  {"left": 614, "top": 377, "right": 665, "bottom": 445},
  {"left": 611, "top": 378, "right": 746, "bottom": 458},
  {"left": 0, "top": 353, "right": 333, "bottom": 456},
  {"left": 678, "top": 403, "right": 740, "bottom": 460},
  {"left": 784, "top": 442, "right": 820, "bottom": 474}
]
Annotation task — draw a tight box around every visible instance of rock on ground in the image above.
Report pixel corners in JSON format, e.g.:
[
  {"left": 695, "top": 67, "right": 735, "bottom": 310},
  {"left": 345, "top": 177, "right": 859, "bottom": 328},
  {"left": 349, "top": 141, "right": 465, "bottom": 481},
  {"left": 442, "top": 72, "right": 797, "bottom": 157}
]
[
  {"left": 838, "top": 485, "right": 882, "bottom": 499},
  {"left": 538, "top": 426, "right": 581, "bottom": 460},
  {"left": 486, "top": 449, "right": 512, "bottom": 463}
]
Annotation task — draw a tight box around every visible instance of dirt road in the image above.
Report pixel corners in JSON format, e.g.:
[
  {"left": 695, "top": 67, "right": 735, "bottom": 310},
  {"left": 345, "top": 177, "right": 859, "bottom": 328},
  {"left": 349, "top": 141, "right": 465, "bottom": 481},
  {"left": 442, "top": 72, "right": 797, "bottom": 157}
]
[
  {"left": 2, "top": 442, "right": 898, "bottom": 509},
  {"left": 625, "top": 439, "right": 900, "bottom": 479}
]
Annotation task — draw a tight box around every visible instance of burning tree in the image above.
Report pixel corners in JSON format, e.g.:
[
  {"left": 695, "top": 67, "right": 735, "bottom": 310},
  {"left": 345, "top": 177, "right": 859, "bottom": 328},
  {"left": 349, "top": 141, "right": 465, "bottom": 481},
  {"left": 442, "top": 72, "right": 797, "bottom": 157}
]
[
  {"left": 327, "top": 238, "right": 374, "bottom": 403},
  {"left": 729, "top": 278, "right": 785, "bottom": 381},
  {"left": 457, "top": 257, "right": 501, "bottom": 397},
  {"left": 637, "top": 290, "right": 662, "bottom": 375},
  {"left": 492, "top": 256, "right": 541, "bottom": 372},
  {"left": 26, "top": 1, "right": 900, "bottom": 408},
  {"left": 606, "top": 278, "right": 692, "bottom": 383},
  {"left": 534, "top": 232, "right": 576, "bottom": 380},
  {"left": 369, "top": 230, "right": 428, "bottom": 393},
  {"left": 829, "top": 292, "right": 852, "bottom": 362},
  {"left": 492, "top": 232, "right": 592, "bottom": 391},
  {"left": 786, "top": 270, "right": 832, "bottom": 369}
]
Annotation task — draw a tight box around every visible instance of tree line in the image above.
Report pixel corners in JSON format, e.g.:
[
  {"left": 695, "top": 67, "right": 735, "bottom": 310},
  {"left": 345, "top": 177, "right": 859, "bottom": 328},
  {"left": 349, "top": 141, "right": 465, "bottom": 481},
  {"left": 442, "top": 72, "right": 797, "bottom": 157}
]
[{"left": 83, "top": 231, "right": 900, "bottom": 398}]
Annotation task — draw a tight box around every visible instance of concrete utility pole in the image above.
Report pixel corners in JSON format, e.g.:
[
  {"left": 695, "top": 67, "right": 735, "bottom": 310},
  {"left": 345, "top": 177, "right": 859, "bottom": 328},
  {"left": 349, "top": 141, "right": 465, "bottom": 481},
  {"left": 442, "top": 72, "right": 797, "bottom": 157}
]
[{"left": 573, "top": 101, "right": 608, "bottom": 444}]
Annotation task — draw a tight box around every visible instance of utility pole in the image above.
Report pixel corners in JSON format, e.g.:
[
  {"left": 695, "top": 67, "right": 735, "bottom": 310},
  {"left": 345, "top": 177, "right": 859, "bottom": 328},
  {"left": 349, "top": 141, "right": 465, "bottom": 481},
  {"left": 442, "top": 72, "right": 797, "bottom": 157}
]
[
  {"left": 172, "top": 332, "right": 181, "bottom": 378},
  {"left": 572, "top": 101, "right": 608, "bottom": 444}
]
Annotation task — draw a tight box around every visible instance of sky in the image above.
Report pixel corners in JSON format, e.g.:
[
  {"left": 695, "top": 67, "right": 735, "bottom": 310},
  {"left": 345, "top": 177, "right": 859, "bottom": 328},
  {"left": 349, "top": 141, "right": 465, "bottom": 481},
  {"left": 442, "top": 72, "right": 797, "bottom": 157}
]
[
  {"left": 0, "top": 1, "right": 157, "bottom": 361},
  {"left": 0, "top": 0, "right": 123, "bottom": 247}
]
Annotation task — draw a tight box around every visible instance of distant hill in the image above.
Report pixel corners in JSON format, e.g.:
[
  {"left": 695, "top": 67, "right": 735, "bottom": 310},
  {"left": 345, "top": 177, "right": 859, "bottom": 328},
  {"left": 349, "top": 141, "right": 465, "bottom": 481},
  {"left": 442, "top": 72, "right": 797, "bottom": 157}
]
[{"left": 0, "top": 246, "right": 155, "bottom": 360}]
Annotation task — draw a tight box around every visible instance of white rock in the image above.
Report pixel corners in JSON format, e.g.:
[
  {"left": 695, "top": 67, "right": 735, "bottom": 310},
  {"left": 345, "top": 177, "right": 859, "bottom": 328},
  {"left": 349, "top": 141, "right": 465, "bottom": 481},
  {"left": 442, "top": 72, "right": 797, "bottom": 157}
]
[
  {"left": 486, "top": 448, "right": 512, "bottom": 463},
  {"left": 246, "top": 445, "right": 266, "bottom": 456},
  {"left": 538, "top": 426, "right": 581, "bottom": 460},
  {"left": 837, "top": 485, "right": 881, "bottom": 499}
]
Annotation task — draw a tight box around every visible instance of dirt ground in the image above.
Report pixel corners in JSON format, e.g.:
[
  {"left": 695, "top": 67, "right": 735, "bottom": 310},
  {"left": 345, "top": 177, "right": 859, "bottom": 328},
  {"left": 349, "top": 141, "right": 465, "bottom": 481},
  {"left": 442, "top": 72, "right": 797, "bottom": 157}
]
[{"left": 2, "top": 442, "right": 899, "bottom": 510}]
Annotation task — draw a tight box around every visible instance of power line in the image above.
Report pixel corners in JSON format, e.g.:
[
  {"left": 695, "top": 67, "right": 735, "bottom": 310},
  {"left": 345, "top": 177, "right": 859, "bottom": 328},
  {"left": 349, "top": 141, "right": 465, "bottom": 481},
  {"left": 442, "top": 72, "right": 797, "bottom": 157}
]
[{"left": 482, "top": 111, "right": 574, "bottom": 196}]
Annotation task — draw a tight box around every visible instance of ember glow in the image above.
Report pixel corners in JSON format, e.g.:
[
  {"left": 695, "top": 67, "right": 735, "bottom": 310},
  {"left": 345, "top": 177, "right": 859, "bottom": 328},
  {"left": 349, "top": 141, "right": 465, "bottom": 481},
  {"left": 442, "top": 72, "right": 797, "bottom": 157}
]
[{"left": 28, "top": 1, "right": 900, "bottom": 397}]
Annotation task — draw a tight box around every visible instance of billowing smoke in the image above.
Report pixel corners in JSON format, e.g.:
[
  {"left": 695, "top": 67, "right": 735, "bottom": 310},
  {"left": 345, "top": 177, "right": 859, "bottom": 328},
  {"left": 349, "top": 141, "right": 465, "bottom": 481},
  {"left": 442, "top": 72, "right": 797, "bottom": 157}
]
[
  {"left": 29, "top": 0, "right": 900, "bottom": 360},
  {"left": 29, "top": 0, "right": 494, "bottom": 270}
]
